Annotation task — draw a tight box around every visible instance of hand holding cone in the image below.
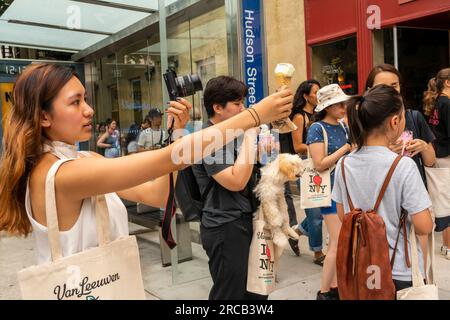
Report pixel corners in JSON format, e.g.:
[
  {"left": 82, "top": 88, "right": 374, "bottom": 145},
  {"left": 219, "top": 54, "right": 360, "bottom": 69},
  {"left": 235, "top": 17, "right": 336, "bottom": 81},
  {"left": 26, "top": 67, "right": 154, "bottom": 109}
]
[{"left": 272, "top": 63, "right": 298, "bottom": 134}]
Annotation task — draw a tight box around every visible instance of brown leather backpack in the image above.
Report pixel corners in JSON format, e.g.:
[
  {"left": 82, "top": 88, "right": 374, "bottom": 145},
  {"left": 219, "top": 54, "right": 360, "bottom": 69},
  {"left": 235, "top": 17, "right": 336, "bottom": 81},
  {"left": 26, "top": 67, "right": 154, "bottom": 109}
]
[{"left": 336, "top": 155, "right": 411, "bottom": 300}]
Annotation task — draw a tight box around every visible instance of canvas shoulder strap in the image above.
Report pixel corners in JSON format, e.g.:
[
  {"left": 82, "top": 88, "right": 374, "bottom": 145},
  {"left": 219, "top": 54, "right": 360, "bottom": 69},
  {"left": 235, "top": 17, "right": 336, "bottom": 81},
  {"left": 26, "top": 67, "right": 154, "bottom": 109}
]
[
  {"left": 78, "top": 152, "right": 111, "bottom": 247},
  {"left": 45, "top": 159, "right": 75, "bottom": 261},
  {"left": 316, "top": 122, "right": 329, "bottom": 155}
]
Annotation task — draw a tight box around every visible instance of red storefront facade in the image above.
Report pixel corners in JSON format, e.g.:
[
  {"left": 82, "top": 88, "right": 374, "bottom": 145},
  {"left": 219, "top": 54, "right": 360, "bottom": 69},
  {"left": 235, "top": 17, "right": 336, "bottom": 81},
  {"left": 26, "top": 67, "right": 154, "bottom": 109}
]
[{"left": 304, "top": 0, "right": 450, "bottom": 107}]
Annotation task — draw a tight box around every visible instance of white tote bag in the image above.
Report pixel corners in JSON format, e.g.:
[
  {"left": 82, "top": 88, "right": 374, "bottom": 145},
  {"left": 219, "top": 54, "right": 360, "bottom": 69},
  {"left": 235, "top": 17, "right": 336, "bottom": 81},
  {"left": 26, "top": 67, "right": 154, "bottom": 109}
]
[
  {"left": 425, "top": 164, "right": 450, "bottom": 219},
  {"left": 18, "top": 159, "right": 146, "bottom": 300},
  {"left": 300, "top": 124, "right": 333, "bottom": 209},
  {"left": 247, "top": 210, "right": 282, "bottom": 295},
  {"left": 397, "top": 225, "right": 439, "bottom": 300}
]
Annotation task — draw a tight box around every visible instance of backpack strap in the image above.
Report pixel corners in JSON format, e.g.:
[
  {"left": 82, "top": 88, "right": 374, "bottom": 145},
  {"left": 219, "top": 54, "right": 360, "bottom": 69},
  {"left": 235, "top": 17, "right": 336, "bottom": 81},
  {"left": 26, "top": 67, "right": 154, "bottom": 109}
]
[
  {"left": 390, "top": 208, "right": 411, "bottom": 268},
  {"left": 373, "top": 155, "right": 411, "bottom": 269},
  {"left": 407, "top": 110, "right": 425, "bottom": 170},
  {"left": 373, "top": 155, "right": 403, "bottom": 212},
  {"left": 408, "top": 109, "right": 419, "bottom": 135},
  {"left": 341, "top": 156, "right": 355, "bottom": 211},
  {"left": 159, "top": 129, "right": 164, "bottom": 145}
]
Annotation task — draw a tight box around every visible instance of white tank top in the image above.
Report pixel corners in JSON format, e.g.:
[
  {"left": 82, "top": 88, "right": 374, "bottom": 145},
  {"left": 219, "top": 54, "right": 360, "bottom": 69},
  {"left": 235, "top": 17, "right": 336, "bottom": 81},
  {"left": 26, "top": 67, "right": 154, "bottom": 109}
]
[{"left": 25, "top": 142, "right": 129, "bottom": 265}]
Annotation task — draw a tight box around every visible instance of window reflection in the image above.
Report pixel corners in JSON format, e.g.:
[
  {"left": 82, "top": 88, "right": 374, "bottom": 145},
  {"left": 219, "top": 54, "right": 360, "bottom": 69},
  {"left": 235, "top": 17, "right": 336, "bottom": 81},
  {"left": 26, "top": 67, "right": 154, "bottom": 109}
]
[{"left": 90, "top": 5, "right": 230, "bottom": 155}]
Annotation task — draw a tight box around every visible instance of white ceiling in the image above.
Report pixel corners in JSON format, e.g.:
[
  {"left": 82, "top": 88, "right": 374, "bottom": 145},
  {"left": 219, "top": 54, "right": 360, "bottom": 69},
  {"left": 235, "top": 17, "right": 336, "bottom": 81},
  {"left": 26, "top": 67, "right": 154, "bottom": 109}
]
[{"left": 0, "top": 0, "right": 178, "bottom": 52}]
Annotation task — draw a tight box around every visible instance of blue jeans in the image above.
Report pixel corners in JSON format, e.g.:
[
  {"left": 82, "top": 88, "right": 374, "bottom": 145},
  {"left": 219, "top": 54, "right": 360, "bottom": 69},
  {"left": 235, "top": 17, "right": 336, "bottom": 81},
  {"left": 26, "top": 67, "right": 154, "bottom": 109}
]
[
  {"left": 298, "top": 207, "right": 323, "bottom": 252},
  {"left": 296, "top": 179, "right": 323, "bottom": 252}
]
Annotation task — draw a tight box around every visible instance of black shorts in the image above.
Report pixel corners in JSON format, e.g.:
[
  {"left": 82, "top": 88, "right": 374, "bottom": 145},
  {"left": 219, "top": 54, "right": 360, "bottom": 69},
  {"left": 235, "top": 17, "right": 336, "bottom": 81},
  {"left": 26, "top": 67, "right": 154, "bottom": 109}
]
[{"left": 435, "top": 216, "right": 450, "bottom": 232}]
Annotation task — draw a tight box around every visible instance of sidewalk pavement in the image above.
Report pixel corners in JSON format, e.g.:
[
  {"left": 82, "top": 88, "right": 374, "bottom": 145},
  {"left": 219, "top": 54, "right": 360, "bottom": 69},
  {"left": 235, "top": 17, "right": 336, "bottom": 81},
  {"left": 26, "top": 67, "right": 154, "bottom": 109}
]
[{"left": 1, "top": 199, "right": 449, "bottom": 300}]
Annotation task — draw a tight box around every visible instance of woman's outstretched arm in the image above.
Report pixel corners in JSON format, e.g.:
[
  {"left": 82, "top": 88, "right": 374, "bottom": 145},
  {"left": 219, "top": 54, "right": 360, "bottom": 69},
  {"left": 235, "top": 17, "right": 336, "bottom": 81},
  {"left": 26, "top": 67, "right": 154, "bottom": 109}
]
[{"left": 56, "top": 89, "right": 294, "bottom": 201}]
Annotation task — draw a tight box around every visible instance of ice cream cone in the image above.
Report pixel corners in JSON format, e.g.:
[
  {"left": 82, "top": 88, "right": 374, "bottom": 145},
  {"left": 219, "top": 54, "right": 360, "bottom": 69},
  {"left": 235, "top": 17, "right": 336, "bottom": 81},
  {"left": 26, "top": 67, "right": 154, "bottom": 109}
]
[
  {"left": 276, "top": 75, "right": 292, "bottom": 88},
  {"left": 272, "top": 63, "right": 297, "bottom": 133},
  {"left": 275, "top": 63, "right": 295, "bottom": 88}
]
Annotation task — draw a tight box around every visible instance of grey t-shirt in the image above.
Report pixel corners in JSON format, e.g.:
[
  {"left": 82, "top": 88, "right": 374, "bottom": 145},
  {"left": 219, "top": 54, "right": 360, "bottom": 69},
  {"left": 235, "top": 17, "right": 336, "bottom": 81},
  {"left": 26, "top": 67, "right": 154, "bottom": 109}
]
[
  {"left": 137, "top": 128, "right": 167, "bottom": 149},
  {"left": 332, "top": 146, "right": 432, "bottom": 282},
  {"left": 192, "top": 124, "right": 253, "bottom": 228}
]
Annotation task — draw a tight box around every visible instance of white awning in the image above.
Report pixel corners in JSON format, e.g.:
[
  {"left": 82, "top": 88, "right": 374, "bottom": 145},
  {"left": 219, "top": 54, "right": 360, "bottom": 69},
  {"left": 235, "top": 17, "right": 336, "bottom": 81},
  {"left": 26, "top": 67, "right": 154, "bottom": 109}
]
[{"left": 0, "top": 0, "right": 177, "bottom": 52}]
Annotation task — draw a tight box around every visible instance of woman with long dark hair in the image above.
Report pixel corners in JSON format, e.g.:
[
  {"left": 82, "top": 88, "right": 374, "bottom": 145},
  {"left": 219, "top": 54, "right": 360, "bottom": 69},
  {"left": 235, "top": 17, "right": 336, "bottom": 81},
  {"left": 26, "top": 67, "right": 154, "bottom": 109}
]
[{"left": 281, "top": 80, "right": 326, "bottom": 264}]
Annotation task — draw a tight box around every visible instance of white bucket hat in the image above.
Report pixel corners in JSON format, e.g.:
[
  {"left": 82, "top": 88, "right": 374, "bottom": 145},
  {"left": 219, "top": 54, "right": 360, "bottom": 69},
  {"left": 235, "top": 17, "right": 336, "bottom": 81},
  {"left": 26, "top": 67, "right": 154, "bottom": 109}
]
[{"left": 315, "top": 84, "right": 352, "bottom": 113}]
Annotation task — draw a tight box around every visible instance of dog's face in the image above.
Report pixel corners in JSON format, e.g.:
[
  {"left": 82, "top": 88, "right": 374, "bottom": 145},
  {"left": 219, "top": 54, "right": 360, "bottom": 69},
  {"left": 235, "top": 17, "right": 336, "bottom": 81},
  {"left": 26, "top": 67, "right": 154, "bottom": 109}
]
[{"left": 278, "top": 154, "right": 304, "bottom": 182}]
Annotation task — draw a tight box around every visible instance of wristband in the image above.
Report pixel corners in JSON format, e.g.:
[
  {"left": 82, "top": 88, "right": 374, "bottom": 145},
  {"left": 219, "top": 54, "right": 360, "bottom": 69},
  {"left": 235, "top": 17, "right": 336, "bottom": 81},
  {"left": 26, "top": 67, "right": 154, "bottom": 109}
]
[
  {"left": 248, "top": 108, "right": 261, "bottom": 127},
  {"left": 246, "top": 109, "right": 258, "bottom": 127}
]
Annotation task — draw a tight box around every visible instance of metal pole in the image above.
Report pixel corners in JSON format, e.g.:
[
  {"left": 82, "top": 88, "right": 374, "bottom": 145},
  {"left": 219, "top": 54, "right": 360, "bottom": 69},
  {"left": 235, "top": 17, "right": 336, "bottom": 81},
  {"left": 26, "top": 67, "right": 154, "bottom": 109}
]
[
  {"left": 225, "top": 0, "right": 241, "bottom": 79},
  {"left": 159, "top": 0, "right": 169, "bottom": 107},
  {"left": 158, "top": 0, "right": 178, "bottom": 286},
  {"left": 393, "top": 26, "right": 399, "bottom": 69}
]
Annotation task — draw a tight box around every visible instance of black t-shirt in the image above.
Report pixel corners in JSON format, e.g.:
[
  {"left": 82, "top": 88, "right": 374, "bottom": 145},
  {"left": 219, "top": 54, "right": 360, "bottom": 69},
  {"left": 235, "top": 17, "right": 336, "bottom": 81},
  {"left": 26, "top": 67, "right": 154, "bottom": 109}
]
[
  {"left": 429, "top": 96, "right": 450, "bottom": 158},
  {"left": 279, "top": 110, "right": 313, "bottom": 155},
  {"left": 406, "top": 109, "right": 435, "bottom": 184},
  {"left": 192, "top": 122, "right": 253, "bottom": 228}
]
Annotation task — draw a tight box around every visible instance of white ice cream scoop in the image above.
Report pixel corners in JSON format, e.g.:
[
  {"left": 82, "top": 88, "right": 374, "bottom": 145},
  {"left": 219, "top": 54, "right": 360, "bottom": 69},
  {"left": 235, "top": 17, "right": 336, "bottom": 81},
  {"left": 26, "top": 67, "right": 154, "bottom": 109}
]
[{"left": 275, "top": 63, "right": 296, "bottom": 77}]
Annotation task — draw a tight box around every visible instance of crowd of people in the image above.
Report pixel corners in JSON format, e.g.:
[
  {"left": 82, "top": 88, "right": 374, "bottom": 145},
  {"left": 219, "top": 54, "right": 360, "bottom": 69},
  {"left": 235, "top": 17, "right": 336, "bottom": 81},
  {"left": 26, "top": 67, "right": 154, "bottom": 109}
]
[
  {"left": 0, "top": 62, "right": 448, "bottom": 301},
  {"left": 95, "top": 107, "right": 169, "bottom": 158},
  {"left": 279, "top": 64, "right": 449, "bottom": 299}
]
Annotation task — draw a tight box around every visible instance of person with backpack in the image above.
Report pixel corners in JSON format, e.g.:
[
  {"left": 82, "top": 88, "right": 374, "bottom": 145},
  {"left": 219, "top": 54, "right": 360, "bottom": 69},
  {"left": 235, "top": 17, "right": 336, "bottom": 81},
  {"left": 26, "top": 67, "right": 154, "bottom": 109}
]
[
  {"left": 425, "top": 68, "right": 450, "bottom": 260},
  {"left": 332, "top": 84, "right": 434, "bottom": 298},
  {"left": 279, "top": 80, "right": 326, "bottom": 264},
  {"left": 365, "top": 64, "right": 436, "bottom": 183},
  {"left": 365, "top": 64, "right": 436, "bottom": 266},
  {"left": 306, "top": 84, "right": 352, "bottom": 300},
  {"left": 138, "top": 108, "right": 167, "bottom": 151},
  {"left": 192, "top": 76, "right": 265, "bottom": 300}
]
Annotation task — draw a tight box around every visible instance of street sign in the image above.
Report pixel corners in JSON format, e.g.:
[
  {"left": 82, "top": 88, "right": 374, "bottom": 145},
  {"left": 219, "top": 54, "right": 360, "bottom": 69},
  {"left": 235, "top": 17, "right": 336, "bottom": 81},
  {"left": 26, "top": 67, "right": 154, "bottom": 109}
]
[{"left": 241, "top": 0, "right": 265, "bottom": 108}]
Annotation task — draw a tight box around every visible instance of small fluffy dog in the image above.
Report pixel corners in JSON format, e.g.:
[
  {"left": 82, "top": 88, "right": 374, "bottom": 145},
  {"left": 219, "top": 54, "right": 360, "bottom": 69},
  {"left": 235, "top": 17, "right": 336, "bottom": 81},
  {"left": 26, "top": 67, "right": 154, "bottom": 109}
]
[{"left": 254, "top": 154, "right": 304, "bottom": 248}]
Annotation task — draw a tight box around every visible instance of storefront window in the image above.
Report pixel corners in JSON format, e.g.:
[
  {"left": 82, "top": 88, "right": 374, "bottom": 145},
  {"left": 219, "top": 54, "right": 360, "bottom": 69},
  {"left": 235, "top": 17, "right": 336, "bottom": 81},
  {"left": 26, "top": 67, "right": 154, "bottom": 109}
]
[
  {"left": 189, "top": 6, "right": 229, "bottom": 123},
  {"left": 311, "top": 36, "right": 358, "bottom": 95},
  {"left": 372, "top": 27, "right": 450, "bottom": 109},
  {"left": 372, "top": 28, "right": 395, "bottom": 68},
  {"left": 397, "top": 28, "right": 449, "bottom": 109},
  {"left": 116, "top": 38, "right": 156, "bottom": 155},
  {"left": 90, "top": 4, "right": 230, "bottom": 156}
]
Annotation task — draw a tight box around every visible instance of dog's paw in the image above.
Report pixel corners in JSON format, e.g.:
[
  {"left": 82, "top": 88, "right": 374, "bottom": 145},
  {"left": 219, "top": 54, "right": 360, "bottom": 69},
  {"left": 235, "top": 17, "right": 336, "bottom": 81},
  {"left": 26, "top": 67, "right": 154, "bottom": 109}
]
[
  {"left": 273, "top": 230, "right": 289, "bottom": 248},
  {"left": 287, "top": 226, "right": 300, "bottom": 240}
]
